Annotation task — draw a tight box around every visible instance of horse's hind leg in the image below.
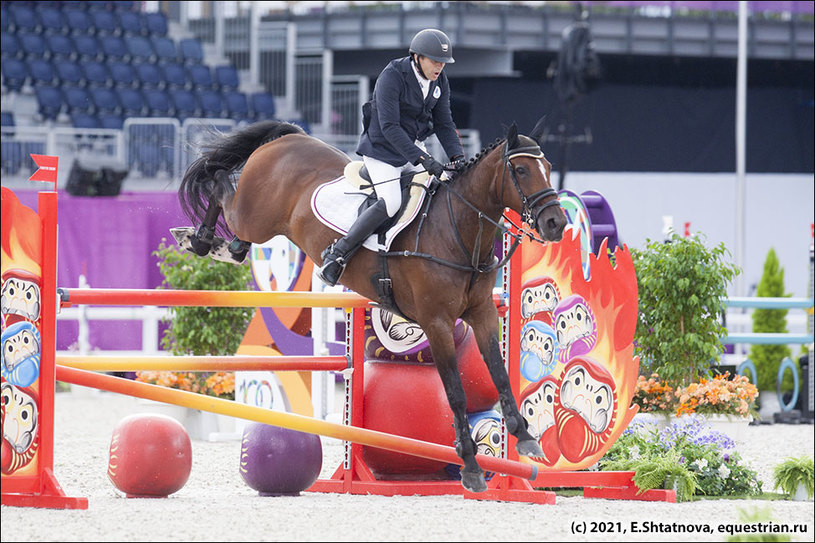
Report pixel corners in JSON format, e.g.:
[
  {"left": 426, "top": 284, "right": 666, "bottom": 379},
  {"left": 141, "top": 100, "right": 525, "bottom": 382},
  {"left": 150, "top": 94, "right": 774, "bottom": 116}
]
[{"left": 424, "top": 322, "right": 487, "bottom": 493}]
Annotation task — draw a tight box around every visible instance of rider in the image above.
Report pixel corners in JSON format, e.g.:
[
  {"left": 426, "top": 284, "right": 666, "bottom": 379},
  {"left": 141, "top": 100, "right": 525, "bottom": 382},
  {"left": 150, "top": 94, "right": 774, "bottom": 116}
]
[{"left": 317, "top": 28, "right": 466, "bottom": 286}]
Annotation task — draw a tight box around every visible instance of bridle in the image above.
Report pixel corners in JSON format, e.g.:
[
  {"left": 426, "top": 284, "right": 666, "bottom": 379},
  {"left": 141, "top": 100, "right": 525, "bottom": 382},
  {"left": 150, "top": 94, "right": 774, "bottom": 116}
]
[{"left": 501, "top": 141, "right": 561, "bottom": 230}]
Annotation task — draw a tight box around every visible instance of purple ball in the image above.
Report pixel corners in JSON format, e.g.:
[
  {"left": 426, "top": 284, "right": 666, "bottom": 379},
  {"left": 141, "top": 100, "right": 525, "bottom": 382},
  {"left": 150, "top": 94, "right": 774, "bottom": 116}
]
[{"left": 239, "top": 423, "right": 323, "bottom": 496}]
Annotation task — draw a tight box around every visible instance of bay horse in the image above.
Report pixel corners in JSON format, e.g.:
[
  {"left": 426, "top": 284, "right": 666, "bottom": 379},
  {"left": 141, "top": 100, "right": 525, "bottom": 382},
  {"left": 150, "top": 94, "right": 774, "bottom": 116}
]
[{"left": 175, "top": 119, "right": 566, "bottom": 492}]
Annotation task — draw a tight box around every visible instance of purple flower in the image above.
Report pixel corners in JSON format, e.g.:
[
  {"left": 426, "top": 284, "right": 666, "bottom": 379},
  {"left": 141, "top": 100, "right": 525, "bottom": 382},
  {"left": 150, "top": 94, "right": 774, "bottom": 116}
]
[{"left": 724, "top": 454, "right": 730, "bottom": 462}]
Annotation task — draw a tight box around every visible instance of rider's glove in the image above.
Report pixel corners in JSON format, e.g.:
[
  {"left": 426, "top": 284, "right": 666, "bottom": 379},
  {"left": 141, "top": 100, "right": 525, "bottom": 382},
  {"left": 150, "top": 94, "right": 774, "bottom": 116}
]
[{"left": 418, "top": 155, "right": 445, "bottom": 178}]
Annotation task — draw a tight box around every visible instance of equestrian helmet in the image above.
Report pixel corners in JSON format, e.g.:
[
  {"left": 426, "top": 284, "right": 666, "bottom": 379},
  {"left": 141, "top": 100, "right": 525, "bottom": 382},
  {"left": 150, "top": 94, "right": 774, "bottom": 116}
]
[{"left": 409, "top": 29, "right": 455, "bottom": 64}]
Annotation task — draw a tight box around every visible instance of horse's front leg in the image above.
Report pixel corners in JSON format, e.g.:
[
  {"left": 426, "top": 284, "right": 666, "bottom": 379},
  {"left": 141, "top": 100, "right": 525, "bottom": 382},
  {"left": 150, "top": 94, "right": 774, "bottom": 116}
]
[
  {"left": 464, "top": 301, "right": 544, "bottom": 458},
  {"left": 423, "top": 320, "right": 487, "bottom": 493}
]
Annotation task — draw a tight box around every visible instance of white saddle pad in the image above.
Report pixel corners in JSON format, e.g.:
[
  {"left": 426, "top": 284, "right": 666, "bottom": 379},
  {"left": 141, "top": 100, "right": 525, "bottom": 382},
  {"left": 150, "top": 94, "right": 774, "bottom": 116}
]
[{"left": 310, "top": 162, "right": 431, "bottom": 252}]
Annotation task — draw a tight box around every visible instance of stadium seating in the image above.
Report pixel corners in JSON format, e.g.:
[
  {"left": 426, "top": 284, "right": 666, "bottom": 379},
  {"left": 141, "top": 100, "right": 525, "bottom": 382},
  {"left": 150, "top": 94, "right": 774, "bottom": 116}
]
[
  {"left": 64, "top": 86, "right": 93, "bottom": 114},
  {"left": 98, "top": 113, "right": 125, "bottom": 130},
  {"left": 34, "top": 84, "right": 64, "bottom": 121},
  {"left": 151, "top": 36, "right": 177, "bottom": 64},
  {"left": 179, "top": 38, "right": 204, "bottom": 64},
  {"left": 91, "top": 9, "right": 119, "bottom": 36},
  {"left": 197, "top": 89, "right": 224, "bottom": 118},
  {"left": 71, "top": 112, "right": 100, "bottom": 129},
  {"left": 45, "top": 33, "right": 76, "bottom": 62},
  {"left": 144, "top": 12, "right": 168, "bottom": 37},
  {"left": 18, "top": 32, "right": 47, "bottom": 59},
  {"left": 133, "top": 61, "right": 162, "bottom": 89},
  {"left": 116, "top": 87, "right": 145, "bottom": 117},
  {"left": 251, "top": 92, "right": 277, "bottom": 120},
  {"left": 125, "top": 35, "right": 155, "bottom": 63},
  {"left": 63, "top": 9, "right": 93, "bottom": 36},
  {"left": 143, "top": 88, "right": 173, "bottom": 117},
  {"left": 82, "top": 60, "right": 111, "bottom": 88},
  {"left": 90, "top": 87, "right": 121, "bottom": 115},
  {"left": 117, "top": 10, "right": 143, "bottom": 36},
  {"left": 1, "top": 32, "right": 20, "bottom": 59},
  {"left": 9, "top": 4, "right": 39, "bottom": 34},
  {"left": 109, "top": 61, "right": 137, "bottom": 88},
  {"left": 28, "top": 59, "right": 58, "bottom": 87},
  {"left": 39, "top": 7, "right": 66, "bottom": 35},
  {"left": 100, "top": 35, "right": 129, "bottom": 62},
  {"left": 72, "top": 34, "right": 101, "bottom": 61},
  {"left": 186, "top": 64, "right": 213, "bottom": 90},
  {"left": 161, "top": 62, "right": 188, "bottom": 89},
  {"left": 214, "top": 65, "right": 240, "bottom": 91},
  {"left": 169, "top": 88, "right": 199, "bottom": 121},
  {"left": 223, "top": 91, "right": 250, "bottom": 122},
  {"left": 1, "top": 58, "right": 28, "bottom": 93},
  {"left": 56, "top": 61, "right": 85, "bottom": 88}
]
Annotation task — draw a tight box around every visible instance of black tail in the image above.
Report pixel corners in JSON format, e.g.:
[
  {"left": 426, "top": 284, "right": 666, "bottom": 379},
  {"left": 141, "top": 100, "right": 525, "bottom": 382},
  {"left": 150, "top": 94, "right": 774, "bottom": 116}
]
[{"left": 178, "top": 120, "right": 306, "bottom": 237}]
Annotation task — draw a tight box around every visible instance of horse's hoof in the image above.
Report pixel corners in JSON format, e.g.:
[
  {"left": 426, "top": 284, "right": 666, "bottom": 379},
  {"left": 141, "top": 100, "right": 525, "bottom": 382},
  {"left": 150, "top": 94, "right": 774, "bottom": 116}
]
[
  {"left": 516, "top": 439, "right": 544, "bottom": 458},
  {"left": 460, "top": 471, "right": 487, "bottom": 493},
  {"left": 170, "top": 227, "right": 195, "bottom": 251},
  {"left": 209, "top": 237, "right": 244, "bottom": 264}
]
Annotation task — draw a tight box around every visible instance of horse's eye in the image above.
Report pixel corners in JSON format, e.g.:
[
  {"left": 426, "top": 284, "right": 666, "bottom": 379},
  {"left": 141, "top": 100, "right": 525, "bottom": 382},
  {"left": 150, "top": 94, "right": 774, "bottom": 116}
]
[{"left": 515, "top": 166, "right": 526, "bottom": 175}]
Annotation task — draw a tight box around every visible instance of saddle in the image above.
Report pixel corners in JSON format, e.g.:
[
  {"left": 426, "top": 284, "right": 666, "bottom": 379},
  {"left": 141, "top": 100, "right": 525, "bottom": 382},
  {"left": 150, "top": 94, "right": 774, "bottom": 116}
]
[{"left": 310, "top": 161, "right": 432, "bottom": 252}]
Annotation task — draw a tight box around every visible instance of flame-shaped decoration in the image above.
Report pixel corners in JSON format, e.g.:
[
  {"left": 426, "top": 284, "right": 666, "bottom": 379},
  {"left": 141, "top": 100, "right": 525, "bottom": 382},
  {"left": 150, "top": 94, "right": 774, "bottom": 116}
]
[{"left": 519, "top": 231, "right": 639, "bottom": 470}]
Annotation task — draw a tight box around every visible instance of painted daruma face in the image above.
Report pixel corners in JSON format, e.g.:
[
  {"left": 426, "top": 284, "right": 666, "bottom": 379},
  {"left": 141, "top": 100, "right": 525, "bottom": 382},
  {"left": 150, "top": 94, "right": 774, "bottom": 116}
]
[
  {"left": 520, "top": 277, "right": 560, "bottom": 323},
  {"left": 554, "top": 357, "right": 618, "bottom": 464},
  {"left": 519, "top": 377, "right": 561, "bottom": 466},
  {"left": 1, "top": 271, "right": 41, "bottom": 325},
  {"left": 553, "top": 294, "right": 597, "bottom": 364},
  {"left": 519, "top": 321, "right": 559, "bottom": 382}
]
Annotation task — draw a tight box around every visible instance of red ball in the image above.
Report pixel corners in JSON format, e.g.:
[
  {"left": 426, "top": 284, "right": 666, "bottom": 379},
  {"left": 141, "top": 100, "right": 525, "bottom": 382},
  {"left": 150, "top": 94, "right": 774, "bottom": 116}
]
[
  {"left": 107, "top": 414, "right": 192, "bottom": 498},
  {"left": 362, "top": 361, "right": 456, "bottom": 477}
]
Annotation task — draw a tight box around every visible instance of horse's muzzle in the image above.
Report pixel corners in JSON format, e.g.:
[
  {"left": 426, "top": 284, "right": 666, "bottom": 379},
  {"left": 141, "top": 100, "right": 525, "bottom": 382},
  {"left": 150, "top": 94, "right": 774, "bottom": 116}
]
[{"left": 537, "top": 204, "right": 567, "bottom": 242}]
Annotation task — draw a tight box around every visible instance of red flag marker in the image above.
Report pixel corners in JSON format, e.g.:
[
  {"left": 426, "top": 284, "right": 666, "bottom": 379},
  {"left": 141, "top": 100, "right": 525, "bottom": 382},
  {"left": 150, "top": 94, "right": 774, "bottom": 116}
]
[{"left": 29, "top": 154, "right": 59, "bottom": 188}]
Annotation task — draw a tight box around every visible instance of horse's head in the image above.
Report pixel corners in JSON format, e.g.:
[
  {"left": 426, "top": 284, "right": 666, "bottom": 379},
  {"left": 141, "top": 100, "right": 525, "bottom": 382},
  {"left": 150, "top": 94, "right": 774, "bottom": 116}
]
[{"left": 500, "top": 119, "right": 566, "bottom": 242}]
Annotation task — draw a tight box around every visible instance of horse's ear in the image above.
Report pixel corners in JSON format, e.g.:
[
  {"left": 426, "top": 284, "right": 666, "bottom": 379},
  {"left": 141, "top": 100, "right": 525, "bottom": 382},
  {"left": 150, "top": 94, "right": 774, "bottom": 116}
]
[
  {"left": 529, "top": 116, "right": 547, "bottom": 143},
  {"left": 506, "top": 122, "right": 519, "bottom": 149}
]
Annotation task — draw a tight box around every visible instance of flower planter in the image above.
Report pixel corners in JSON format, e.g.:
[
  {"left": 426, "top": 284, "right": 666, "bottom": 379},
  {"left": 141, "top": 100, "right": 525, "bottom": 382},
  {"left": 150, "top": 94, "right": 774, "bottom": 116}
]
[
  {"left": 792, "top": 483, "right": 812, "bottom": 501},
  {"left": 632, "top": 412, "right": 673, "bottom": 431}
]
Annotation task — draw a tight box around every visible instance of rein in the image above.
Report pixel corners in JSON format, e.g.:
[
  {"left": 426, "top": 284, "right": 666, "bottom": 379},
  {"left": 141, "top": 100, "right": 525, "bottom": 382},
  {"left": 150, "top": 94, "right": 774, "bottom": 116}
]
[{"left": 379, "top": 144, "right": 560, "bottom": 277}]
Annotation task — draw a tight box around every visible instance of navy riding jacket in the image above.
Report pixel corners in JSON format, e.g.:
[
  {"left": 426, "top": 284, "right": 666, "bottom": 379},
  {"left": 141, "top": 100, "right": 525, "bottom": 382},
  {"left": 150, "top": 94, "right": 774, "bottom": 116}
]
[{"left": 356, "top": 57, "right": 464, "bottom": 167}]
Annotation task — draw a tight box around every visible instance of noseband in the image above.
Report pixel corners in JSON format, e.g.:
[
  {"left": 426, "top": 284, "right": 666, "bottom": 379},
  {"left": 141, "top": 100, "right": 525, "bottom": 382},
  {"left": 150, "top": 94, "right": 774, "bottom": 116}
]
[{"left": 502, "top": 143, "right": 561, "bottom": 229}]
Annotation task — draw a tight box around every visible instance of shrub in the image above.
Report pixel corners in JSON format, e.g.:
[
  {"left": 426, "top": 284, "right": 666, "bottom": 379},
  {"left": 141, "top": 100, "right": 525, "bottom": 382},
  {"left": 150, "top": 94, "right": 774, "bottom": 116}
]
[{"left": 631, "top": 232, "right": 741, "bottom": 386}]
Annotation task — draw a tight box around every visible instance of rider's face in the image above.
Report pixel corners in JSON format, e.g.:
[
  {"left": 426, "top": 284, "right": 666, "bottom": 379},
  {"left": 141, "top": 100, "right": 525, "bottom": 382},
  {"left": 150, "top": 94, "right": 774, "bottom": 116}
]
[{"left": 417, "top": 55, "right": 445, "bottom": 81}]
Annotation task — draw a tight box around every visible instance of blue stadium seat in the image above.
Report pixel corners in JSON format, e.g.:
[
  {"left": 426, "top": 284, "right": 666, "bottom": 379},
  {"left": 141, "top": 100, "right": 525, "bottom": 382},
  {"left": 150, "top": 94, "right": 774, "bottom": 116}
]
[
  {"left": 144, "top": 12, "right": 168, "bottom": 37},
  {"left": 116, "top": 87, "right": 145, "bottom": 116},
  {"left": 98, "top": 113, "right": 124, "bottom": 130},
  {"left": 133, "top": 61, "right": 162, "bottom": 89},
  {"left": 1, "top": 6, "right": 10, "bottom": 32},
  {"left": 71, "top": 112, "right": 100, "bottom": 129},
  {"left": 117, "top": 10, "right": 143, "bottom": 36},
  {"left": 1, "top": 32, "right": 21, "bottom": 59},
  {"left": 34, "top": 85, "right": 64, "bottom": 121},
  {"left": 82, "top": 60, "right": 110, "bottom": 88},
  {"left": 91, "top": 9, "right": 119, "bottom": 36},
  {"left": 143, "top": 88, "right": 173, "bottom": 117},
  {"left": 214, "top": 65, "right": 240, "bottom": 91},
  {"left": 72, "top": 34, "right": 101, "bottom": 61},
  {"left": 28, "top": 59, "right": 58, "bottom": 87},
  {"left": 223, "top": 91, "right": 250, "bottom": 122},
  {"left": 9, "top": 4, "right": 39, "bottom": 34},
  {"left": 18, "top": 32, "right": 47, "bottom": 59},
  {"left": 39, "top": 7, "right": 66, "bottom": 35},
  {"left": 251, "top": 92, "right": 276, "bottom": 120},
  {"left": 170, "top": 89, "right": 199, "bottom": 121},
  {"left": 124, "top": 35, "right": 155, "bottom": 63},
  {"left": 45, "top": 33, "right": 76, "bottom": 62},
  {"left": 63, "top": 9, "right": 93, "bottom": 35},
  {"left": 186, "top": 64, "right": 213, "bottom": 89},
  {"left": 64, "top": 86, "right": 93, "bottom": 113},
  {"left": 161, "top": 62, "right": 187, "bottom": 89},
  {"left": 197, "top": 89, "right": 224, "bottom": 118},
  {"left": 90, "top": 87, "right": 120, "bottom": 114},
  {"left": 108, "top": 61, "right": 137, "bottom": 87},
  {"left": 110, "top": 1, "right": 137, "bottom": 12},
  {"left": 151, "top": 36, "right": 177, "bottom": 64},
  {"left": 55, "top": 60, "right": 85, "bottom": 88},
  {"left": 179, "top": 38, "right": 203, "bottom": 65},
  {"left": 2, "top": 58, "right": 28, "bottom": 92},
  {"left": 100, "top": 35, "right": 129, "bottom": 62},
  {"left": 133, "top": 141, "right": 161, "bottom": 177}
]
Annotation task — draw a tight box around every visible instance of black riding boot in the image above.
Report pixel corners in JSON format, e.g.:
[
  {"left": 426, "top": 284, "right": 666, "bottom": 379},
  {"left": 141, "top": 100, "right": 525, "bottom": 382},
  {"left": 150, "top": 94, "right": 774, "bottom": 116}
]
[{"left": 317, "top": 199, "right": 390, "bottom": 286}]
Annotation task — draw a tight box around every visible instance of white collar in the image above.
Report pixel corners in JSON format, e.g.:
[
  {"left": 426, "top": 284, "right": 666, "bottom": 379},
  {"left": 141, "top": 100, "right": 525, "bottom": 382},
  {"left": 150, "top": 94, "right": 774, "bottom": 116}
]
[{"left": 411, "top": 60, "right": 431, "bottom": 99}]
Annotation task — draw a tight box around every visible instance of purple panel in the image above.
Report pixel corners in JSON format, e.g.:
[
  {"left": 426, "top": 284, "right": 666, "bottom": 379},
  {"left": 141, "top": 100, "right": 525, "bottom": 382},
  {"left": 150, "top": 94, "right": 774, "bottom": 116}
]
[{"left": 13, "top": 190, "right": 187, "bottom": 351}]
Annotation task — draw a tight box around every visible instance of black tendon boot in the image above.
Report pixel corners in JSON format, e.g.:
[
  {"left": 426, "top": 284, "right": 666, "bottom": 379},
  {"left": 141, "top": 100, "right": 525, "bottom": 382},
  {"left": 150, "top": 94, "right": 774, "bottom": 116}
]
[{"left": 317, "top": 199, "right": 390, "bottom": 286}]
